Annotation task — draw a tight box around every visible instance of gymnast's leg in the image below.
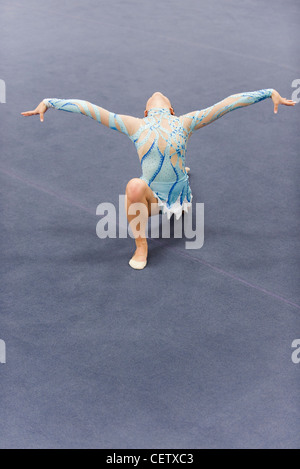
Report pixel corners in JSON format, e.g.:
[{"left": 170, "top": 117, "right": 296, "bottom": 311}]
[{"left": 125, "top": 178, "right": 159, "bottom": 270}]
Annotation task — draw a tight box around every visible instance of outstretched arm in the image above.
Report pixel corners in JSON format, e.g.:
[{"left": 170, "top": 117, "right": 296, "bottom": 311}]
[
  {"left": 181, "top": 89, "right": 296, "bottom": 133},
  {"left": 21, "top": 98, "right": 141, "bottom": 137}
]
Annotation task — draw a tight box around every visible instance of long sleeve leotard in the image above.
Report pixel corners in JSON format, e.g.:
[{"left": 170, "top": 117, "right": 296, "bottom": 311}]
[{"left": 44, "top": 89, "right": 273, "bottom": 218}]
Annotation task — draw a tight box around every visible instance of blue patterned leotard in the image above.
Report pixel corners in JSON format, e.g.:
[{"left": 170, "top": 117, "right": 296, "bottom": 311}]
[
  {"left": 43, "top": 89, "right": 273, "bottom": 218},
  {"left": 129, "top": 107, "right": 193, "bottom": 218}
]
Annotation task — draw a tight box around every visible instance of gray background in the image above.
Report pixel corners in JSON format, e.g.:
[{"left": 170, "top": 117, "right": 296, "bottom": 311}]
[{"left": 0, "top": 0, "right": 299, "bottom": 448}]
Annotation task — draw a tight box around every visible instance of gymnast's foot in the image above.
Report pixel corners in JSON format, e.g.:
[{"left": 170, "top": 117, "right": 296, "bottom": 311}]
[
  {"left": 185, "top": 166, "right": 190, "bottom": 174},
  {"left": 129, "top": 240, "right": 148, "bottom": 270}
]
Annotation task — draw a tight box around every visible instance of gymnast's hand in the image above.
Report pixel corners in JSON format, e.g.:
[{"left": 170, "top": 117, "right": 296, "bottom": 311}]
[
  {"left": 21, "top": 101, "right": 48, "bottom": 122},
  {"left": 271, "top": 90, "right": 296, "bottom": 114}
]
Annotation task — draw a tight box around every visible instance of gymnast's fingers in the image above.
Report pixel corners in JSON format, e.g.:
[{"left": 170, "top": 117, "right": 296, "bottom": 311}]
[
  {"left": 281, "top": 98, "right": 296, "bottom": 106},
  {"left": 21, "top": 110, "right": 37, "bottom": 116}
]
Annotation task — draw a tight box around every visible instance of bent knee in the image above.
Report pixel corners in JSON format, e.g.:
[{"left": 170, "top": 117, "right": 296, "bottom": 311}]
[{"left": 126, "top": 178, "right": 147, "bottom": 203}]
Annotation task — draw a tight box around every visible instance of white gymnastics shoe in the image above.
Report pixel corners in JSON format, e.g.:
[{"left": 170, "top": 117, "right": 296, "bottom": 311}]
[{"left": 129, "top": 259, "right": 147, "bottom": 270}]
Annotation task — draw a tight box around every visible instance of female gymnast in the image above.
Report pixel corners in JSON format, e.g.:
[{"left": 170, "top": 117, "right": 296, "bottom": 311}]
[{"left": 22, "top": 89, "right": 295, "bottom": 269}]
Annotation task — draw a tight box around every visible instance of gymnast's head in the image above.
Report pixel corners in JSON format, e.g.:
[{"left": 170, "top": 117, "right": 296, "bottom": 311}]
[{"left": 144, "top": 91, "right": 175, "bottom": 117}]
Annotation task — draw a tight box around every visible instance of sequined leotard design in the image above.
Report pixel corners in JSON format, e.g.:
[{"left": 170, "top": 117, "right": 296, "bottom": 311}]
[
  {"left": 43, "top": 89, "right": 273, "bottom": 218},
  {"left": 129, "top": 107, "right": 193, "bottom": 218}
]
